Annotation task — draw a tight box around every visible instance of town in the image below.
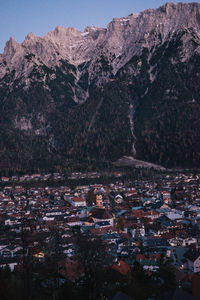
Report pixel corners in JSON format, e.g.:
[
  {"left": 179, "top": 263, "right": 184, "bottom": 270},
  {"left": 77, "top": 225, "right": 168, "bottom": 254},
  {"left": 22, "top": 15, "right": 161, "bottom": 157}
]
[{"left": 0, "top": 169, "right": 200, "bottom": 299}]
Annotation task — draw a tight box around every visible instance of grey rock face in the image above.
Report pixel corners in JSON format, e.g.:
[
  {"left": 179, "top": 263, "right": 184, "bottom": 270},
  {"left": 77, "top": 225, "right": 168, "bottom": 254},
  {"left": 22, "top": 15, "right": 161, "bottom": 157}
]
[{"left": 1, "top": 2, "right": 200, "bottom": 95}]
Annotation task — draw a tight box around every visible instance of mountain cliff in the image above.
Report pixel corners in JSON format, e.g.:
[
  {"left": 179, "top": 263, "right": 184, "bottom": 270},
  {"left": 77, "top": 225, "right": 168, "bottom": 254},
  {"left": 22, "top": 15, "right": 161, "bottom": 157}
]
[{"left": 0, "top": 2, "right": 200, "bottom": 172}]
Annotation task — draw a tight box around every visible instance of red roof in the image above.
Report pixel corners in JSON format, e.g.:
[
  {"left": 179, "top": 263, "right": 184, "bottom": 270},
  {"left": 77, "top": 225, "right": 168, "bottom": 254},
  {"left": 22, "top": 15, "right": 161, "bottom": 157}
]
[
  {"left": 132, "top": 210, "right": 159, "bottom": 219},
  {"left": 90, "top": 226, "right": 117, "bottom": 236},
  {"left": 72, "top": 197, "right": 86, "bottom": 202},
  {"left": 112, "top": 260, "right": 131, "bottom": 276},
  {"left": 40, "top": 198, "right": 49, "bottom": 202}
]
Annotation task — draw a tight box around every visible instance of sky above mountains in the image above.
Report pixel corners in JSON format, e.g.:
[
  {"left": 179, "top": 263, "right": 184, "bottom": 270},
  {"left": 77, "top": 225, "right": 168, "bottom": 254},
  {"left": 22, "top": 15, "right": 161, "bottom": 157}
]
[{"left": 0, "top": 0, "right": 199, "bottom": 53}]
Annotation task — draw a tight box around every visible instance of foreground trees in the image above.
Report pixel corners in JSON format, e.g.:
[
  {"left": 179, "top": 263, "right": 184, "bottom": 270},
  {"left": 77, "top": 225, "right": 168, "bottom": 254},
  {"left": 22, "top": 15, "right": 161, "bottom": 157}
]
[{"left": 0, "top": 229, "right": 177, "bottom": 300}]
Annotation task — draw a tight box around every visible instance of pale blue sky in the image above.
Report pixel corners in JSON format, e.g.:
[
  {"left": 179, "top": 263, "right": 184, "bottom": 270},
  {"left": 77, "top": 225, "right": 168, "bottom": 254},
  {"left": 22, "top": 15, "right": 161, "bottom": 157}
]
[{"left": 0, "top": 0, "right": 199, "bottom": 53}]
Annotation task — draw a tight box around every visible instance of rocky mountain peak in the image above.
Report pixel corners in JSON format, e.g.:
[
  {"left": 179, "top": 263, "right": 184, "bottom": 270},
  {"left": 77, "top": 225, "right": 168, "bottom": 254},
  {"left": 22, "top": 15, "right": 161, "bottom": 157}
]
[
  {"left": 54, "top": 25, "right": 67, "bottom": 34},
  {"left": 162, "top": 1, "right": 176, "bottom": 13},
  {"left": 3, "top": 37, "right": 21, "bottom": 58},
  {"left": 158, "top": 2, "right": 200, "bottom": 27},
  {"left": 0, "top": 2, "right": 199, "bottom": 89},
  {"left": 25, "top": 32, "right": 37, "bottom": 40},
  {"left": 22, "top": 32, "right": 40, "bottom": 49},
  {"left": 46, "top": 25, "right": 91, "bottom": 42},
  {"left": 1, "top": 2, "right": 200, "bottom": 74}
]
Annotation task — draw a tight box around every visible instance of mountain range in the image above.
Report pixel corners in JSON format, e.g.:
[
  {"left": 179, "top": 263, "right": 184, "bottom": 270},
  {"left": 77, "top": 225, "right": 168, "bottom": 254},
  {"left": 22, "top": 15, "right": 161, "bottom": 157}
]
[{"left": 0, "top": 2, "right": 200, "bottom": 172}]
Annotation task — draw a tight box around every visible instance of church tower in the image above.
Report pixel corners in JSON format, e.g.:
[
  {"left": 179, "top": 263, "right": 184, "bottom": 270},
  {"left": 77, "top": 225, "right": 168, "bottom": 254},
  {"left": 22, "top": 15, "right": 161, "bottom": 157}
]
[{"left": 96, "top": 193, "right": 103, "bottom": 207}]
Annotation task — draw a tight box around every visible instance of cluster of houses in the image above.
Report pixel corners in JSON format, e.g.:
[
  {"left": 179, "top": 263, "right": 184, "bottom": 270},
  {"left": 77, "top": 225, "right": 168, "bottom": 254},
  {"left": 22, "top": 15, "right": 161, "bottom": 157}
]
[
  {"left": 0, "top": 171, "right": 200, "bottom": 297},
  {"left": 0, "top": 171, "right": 105, "bottom": 183}
]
